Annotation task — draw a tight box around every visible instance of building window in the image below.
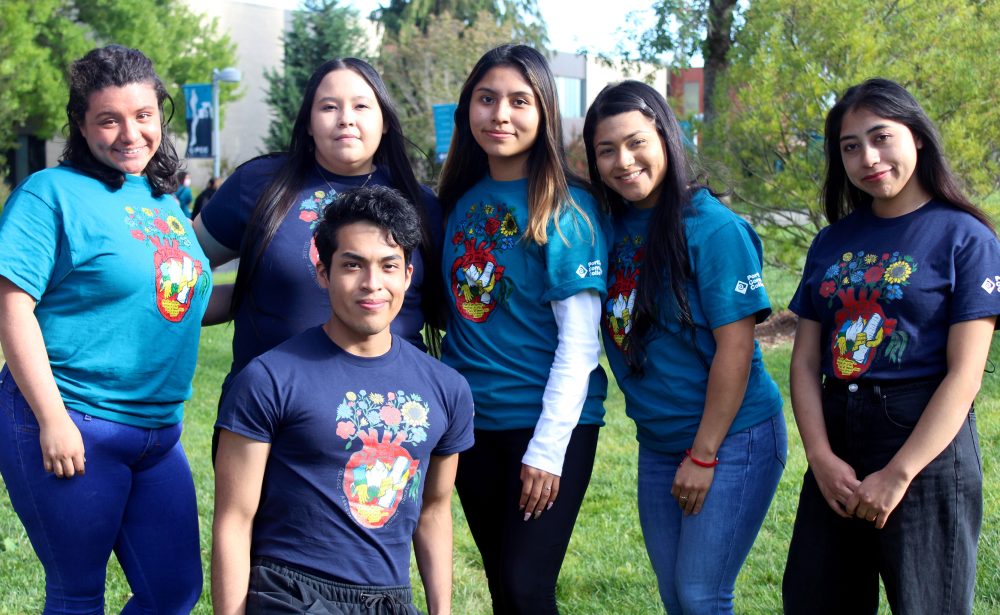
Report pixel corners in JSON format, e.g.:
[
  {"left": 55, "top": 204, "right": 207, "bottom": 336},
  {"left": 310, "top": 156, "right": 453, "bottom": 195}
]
[{"left": 556, "top": 77, "right": 584, "bottom": 119}]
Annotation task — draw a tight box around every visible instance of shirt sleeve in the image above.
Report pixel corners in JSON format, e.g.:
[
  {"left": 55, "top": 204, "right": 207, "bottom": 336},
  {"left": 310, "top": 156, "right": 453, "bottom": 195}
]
[
  {"left": 431, "top": 371, "right": 476, "bottom": 456},
  {"left": 215, "top": 360, "right": 282, "bottom": 443},
  {"left": 690, "top": 213, "right": 772, "bottom": 328},
  {"left": 522, "top": 290, "right": 602, "bottom": 475},
  {"left": 788, "top": 230, "right": 827, "bottom": 322},
  {"left": 950, "top": 225, "right": 1000, "bottom": 325},
  {"left": 0, "top": 186, "right": 62, "bottom": 301},
  {"left": 540, "top": 190, "right": 609, "bottom": 303},
  {"left": 198, "top": 161, "right": 262, "bottom": 251}
]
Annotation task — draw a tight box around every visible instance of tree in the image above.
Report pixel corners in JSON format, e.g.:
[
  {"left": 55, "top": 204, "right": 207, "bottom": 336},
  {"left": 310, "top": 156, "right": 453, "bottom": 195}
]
[
  {"left": 705, "top": 0, "right": 1000, "bottom": 267},
  {"left": 633, "top": 0, "right": 741, "bottom": 126},
  {"left": 374, "top": 0, "right": 545, "bottom": 44},
  {"left": 376, "top": 2, "right": 546, "bottom": 181},
  {"left": 262, "top": 0, "right": 370, "bottom": 153},
  {"left": 0, "top": 0, "right": 237, "bottom": 173}
]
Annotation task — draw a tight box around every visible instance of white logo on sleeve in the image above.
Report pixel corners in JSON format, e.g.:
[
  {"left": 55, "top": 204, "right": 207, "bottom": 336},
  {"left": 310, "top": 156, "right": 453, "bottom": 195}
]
[
  {"left": 588, "top": 259, "right": 603, "bottom": 276},
  {"left": 734, "top": 280, "right": 749, "bottom": 294},
  {"left": 983, "top": 277, "right": 997, "bottom": 294},
  {"left": 576, "top": 264, "right": 588, "bottom": 278},
  {"left": 735, "top": 272, "right": 764, "bottom": 295}
]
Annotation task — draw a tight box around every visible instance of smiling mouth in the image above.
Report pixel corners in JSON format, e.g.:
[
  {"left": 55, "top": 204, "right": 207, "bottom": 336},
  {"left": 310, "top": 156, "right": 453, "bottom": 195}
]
[
  {"left": 618, "top": 169, "right": 643, "bottom": 181},
  {"left": 862, "top": 170, "right": 889, "bottom": 181},
  {"left": 485, "top": 130, "right": 514, "bottom": 139},
  {"left": 114, "top": 146, "right": 147, "bottom": 155}
]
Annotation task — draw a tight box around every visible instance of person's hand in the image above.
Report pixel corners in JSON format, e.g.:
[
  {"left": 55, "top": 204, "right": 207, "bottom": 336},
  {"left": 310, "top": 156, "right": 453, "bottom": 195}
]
[
  {"left": 810, "top": 451, "right": 861, "bottom": 518},
  {"left": 38, "top": 414, "right": 85, "bottom": 478},
  {"left": 519, "top": 464, "right": 560, "bottom": 521},
  {"left": 671, "top": 457, "right": 715, "bottom": 515},
  {"left": 845, "top": 467, "right": 910, "bottom": 529}
]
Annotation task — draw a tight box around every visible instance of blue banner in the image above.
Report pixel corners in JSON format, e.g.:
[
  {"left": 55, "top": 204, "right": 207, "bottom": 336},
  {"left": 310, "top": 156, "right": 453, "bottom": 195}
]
[
  {"left": 183, "top": 84, "right": 213, "bottom": 158},
  {"left": 432, "top": 103, "right": 458, "bottom": 163}
]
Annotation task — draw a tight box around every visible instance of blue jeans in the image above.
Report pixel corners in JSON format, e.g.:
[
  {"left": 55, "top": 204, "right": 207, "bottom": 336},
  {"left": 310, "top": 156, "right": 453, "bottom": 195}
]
[
  {"left": 0, "top": 367, "right": 202, "bottom": 614},
  {"left": 637, "top": 413, "right": 786, "bottom": 614},
  {"left": 783, "top": 377, "right": 982, "bottom": 615}
]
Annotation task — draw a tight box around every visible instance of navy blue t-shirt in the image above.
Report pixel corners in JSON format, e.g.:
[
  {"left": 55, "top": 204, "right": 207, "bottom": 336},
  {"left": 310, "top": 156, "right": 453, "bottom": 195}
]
[
  {"left": 790, "top": 201, "right": 1000, "bottom": 380},
  {"left": 200, "top": 155, "right": 442, "bottom": 381},
  {"left": 216, "top": 327, "right": 475, "bottom": 586}
]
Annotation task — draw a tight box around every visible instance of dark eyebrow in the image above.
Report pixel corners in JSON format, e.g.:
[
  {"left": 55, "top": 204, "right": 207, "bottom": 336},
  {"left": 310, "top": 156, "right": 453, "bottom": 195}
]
[
  {"left": 596, "top": 130, "right": 651, "bottom": 147},
  {"left": 840, "top": 123, "right": 891, "bottom": 142},
  {"left": 338, "top": 251, "right": 403, "bottom": 263},
  {"left": 475, "top": 86, "right": 535, "bottom": 99}
]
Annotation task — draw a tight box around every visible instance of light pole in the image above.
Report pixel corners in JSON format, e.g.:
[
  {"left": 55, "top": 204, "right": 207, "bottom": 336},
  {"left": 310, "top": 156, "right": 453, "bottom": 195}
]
[{"left": 212, "top": 67, "right": 241, "bottom": 177}]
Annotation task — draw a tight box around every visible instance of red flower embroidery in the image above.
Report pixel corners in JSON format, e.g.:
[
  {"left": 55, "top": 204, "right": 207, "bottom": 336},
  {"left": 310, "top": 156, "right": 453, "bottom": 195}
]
[
  {"left": 299, "top": 210, "right": 318, "bottom": 223},
  {"left": 819, "top": 280, "right": 837, "bottom": 298},
  {"left": 336, "top": 421, "right": 357, "bottom": 439},
  {"left": 863, "top": 266, "right": 884, "bottom": 284},
  {"left": 452, "top": 231, "right": 465, "bottom": 245},
  {"left": 153, "top": 218, "right": 170, "bottom": 234},
  {"left": 131, "top": 229, "right": 146, "bottom": 241},
  {"left": 379, "top": 405, "right": 402, "bottom": 426},
  {"left": 484, "top": 217, "right": 501, "bottom": 236}
]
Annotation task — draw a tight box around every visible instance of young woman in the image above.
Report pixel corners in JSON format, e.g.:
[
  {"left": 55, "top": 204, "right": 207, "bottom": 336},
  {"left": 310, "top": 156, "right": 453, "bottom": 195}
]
[
  {"left": 783, "top": 78, "right": 999, "bottom": 614},
  {"left": 438, "top": 44, "right": 609, "bottom": 614},
  {"left": 194, "top": 58, "right": 442, "bottom": 395},
  {"left": 0, "top": 45, "right": 208, "bottom": 613},
  {"left": 583, "top": 80, "right": 786, "bottom": 614}
]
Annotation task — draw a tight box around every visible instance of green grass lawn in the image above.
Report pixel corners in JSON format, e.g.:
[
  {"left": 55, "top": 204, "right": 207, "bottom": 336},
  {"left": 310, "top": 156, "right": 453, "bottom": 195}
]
[{"left": 2, "top": 319, "right": 999, "bottom": 613}]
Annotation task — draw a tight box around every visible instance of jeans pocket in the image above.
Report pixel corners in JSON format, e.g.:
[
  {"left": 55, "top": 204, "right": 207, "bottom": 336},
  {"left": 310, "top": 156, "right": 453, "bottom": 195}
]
[
  {"left": 880, "top": 381, "right": 936, "bottom": 430},
  {"left": 772, "top": 414, "right": 788, "bottom": 469}
]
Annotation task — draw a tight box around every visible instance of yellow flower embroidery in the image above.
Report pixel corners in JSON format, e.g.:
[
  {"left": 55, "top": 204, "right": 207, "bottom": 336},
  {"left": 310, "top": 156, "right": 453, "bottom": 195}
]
[
  {"left": 401, "top": 401, "right": 428, "bottom": 427},
  {"left": 883, "top": 261, "right": 912, "bottom": 284},
  {"left": 346, "top": 391, "right": 357, "bottom": 401},
  {"left": 500, "top": 212, "right": 518, "bottom": 236},
  {"left": 167, "top": 216, "right": 186, "bottom": 235},
  {"left": 142, "top": 207, "right": 154, "bottom": 216},
  {"left": 368, "top": 392, "right": 384, "bottom": 405},
  {"left": 864, "top": 254, "right": 877, "bottom": 264},
  {"left": 125, "top": 206, "right": 135, "bottom": 215},
  {"left": 484, "top": 205, "right": 495, "bottom": 214},
  {"left": 842, "top": 252, "right": 853, "bottom": 262}
]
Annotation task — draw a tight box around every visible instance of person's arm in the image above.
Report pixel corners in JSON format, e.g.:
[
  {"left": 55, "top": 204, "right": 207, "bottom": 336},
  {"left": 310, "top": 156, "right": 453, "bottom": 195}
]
[
  {"left": 193, "top": 214, "right": 240, "bottom": 326},
  {"left": 790, "top": 317, "right": 860, "bottom": 518},
  {"left": 212, "top": 429, "right": 271, "bottom": 615},
  {"left": 846, "top": 316, "right": 996, "bottom": 528},
  {"left": 519, "top": 289, "right": 601, "bottom": 520},
  {"left": 413, "top": 453, "right": 459, "bottom": 615},
  {"left": 671, "top": 314, "right": 756, "bottom": 515},
  {"left": 0, "top": 276, "right": 85, "bottom": 478}
]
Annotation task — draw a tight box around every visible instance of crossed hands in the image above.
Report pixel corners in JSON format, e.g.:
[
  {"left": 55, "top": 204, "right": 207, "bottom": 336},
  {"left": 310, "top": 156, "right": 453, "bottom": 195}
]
[{"left": 811, "top": 451, "right": 909, "bottom": 529}]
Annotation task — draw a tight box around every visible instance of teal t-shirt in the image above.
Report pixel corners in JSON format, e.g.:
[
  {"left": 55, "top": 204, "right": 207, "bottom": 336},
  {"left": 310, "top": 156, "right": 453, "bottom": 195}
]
[
  {"left": 603, "top": 189, "right": 782, "bottom": 453},
  {"left": 441, "top": 176, "right": 609, "bottom": 430},
  {"left": 0, "top": 164, "right": 212, "bottom": 427}
]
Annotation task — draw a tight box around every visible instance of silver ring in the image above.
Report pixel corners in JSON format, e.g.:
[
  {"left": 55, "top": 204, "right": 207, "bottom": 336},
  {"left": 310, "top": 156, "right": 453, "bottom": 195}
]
[
  {"left": 544, "top": 486, "right": 552, "bottom": 491},
  {"left": 680, "top": 496, "right": 689, "bottom": 502}
]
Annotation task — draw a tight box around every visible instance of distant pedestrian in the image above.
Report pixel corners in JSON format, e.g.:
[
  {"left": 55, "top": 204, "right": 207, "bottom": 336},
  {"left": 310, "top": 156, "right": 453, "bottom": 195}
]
[
  {"left": 0, "top": 44, "right": 209, "bottom": 613},
  {"left": 583, "top": 80, "right": 786, "bottom": 614},
  {"left": 175, "top": 170, "right": 193, "bottom": 217},
  {"left": 192, "top": 175, "right": 218, "bottom": 219},
  {"left": 783, "top": 78, "right": 999, "bottom": 614}
]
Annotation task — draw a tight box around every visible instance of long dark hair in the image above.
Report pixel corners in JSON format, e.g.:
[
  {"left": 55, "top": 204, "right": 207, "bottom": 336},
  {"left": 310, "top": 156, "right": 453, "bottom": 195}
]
[
  {"left": 823, "top": 78, "right": 993, "bottom": 231},
  {"left": 63, "top": 45, "right": 179, "bottom": 197},
  {"left": 583, "top": 80, "right": 702, "bottom": 374},
  {"left": 232, "top": 58, "right": 443, "bottom": 329},
  {"left": 437, "top": 44, "right": 592, "bottom": 246}
]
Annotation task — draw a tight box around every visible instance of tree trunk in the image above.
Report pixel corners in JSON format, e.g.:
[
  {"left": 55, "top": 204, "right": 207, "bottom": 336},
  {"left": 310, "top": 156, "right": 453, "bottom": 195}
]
[{"left": 702, "top": 0, "right": 737, "bottom": 126}]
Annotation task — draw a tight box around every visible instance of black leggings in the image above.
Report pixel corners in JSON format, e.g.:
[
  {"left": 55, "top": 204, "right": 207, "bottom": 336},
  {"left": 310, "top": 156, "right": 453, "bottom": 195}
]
[{"left": 455, "top": 425, "right": 600, "bottom": 615}]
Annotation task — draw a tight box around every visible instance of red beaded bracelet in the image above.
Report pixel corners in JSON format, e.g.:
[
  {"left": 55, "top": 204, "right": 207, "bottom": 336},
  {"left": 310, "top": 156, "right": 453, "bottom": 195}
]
[{"left": 685, "top": 449, "right": 719, "bottom": 468}]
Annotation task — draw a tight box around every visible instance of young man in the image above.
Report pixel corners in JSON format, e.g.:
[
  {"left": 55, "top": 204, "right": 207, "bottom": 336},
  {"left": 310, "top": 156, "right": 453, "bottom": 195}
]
[{"left": 212, "top": 186, "right": 474, "bottom": 615}]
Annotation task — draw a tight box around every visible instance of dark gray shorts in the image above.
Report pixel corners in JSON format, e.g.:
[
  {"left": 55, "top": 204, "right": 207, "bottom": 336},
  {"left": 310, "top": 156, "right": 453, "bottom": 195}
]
[{"left": 247, "top": 558, "right": 422, "bottom": 615}]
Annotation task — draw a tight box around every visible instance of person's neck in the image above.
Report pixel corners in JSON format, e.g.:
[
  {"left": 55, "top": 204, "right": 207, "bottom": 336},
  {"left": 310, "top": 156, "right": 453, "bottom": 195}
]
[
  {"left": 316, "top": 156, "right": 375, "bottom": 178},
  {"left": 871, "top": 183, "right": 932, "bottom": 219},
  {"left": 322, "top": 321, "right": 392, "bottom": 358},
  {"left": 486, "top": 154, "right": 529, "bottom": 182}
]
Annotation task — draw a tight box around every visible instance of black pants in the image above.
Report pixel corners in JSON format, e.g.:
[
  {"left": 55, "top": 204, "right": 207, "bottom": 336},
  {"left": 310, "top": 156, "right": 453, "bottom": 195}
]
[
  {"left": 455, "top": 424, "right": 600, "bottom": 615},
  {"left": 783, "top": 377, "right": 982, "bottom": 615},
  {"left": 247, "top": 558, "right": 420, "bottom": 615}
]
